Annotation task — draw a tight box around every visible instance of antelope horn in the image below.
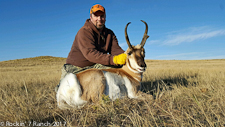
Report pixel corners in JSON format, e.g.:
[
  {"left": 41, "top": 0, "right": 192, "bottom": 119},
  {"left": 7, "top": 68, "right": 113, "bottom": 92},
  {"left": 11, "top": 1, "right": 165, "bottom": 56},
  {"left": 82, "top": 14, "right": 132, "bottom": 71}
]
[
  {"left": 140, "top": 20, "right": 149, "bottom": 47},
  {"left": 125, "top": 22, "right": 133, "bottom": 50}
]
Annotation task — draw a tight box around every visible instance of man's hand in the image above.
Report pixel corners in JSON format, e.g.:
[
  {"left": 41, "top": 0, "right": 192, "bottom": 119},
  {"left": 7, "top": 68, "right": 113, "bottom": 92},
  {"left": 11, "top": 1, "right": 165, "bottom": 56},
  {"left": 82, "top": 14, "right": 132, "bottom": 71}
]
[{"left": 113, "top": 53, "right": 127, "bottom": 65}]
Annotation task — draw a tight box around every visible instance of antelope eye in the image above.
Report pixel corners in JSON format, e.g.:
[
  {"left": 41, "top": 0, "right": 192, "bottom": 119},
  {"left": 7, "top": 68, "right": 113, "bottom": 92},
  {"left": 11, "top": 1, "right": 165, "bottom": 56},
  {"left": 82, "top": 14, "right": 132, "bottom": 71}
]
[{"left": 128, "top": 52, "right": 132, "bottom": 55}]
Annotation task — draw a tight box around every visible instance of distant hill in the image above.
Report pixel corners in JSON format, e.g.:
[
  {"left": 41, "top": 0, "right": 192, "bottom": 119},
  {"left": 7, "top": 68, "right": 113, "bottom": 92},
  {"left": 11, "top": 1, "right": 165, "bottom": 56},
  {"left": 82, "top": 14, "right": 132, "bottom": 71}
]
[
  {"left": 0, "top": 56, "right": 66, "bottom": 67},
  {"left": 1, "top": 56, "right": 224, "bottom": 68}
]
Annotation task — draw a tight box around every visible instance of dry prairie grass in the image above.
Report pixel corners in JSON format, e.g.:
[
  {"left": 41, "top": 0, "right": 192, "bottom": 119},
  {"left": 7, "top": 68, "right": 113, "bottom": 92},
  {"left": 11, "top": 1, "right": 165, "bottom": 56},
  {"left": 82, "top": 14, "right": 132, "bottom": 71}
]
[{"left": 0, "top": 56, "right": 225, "bottom": 126}]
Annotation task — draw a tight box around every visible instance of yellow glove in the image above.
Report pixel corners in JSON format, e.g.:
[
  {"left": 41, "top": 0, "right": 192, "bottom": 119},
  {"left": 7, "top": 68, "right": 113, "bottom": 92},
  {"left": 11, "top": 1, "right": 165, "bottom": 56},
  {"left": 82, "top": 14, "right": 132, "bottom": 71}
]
[{"left": 113, "top": 53, "right": 127, "bottom": 65}]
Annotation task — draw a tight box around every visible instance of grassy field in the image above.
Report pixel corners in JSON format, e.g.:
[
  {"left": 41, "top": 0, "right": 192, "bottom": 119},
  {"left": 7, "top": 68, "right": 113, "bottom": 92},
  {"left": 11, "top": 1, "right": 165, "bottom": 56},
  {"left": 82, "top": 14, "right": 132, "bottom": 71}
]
[{"left": 0, "top": 56, "right": 225, "bottom": 126}]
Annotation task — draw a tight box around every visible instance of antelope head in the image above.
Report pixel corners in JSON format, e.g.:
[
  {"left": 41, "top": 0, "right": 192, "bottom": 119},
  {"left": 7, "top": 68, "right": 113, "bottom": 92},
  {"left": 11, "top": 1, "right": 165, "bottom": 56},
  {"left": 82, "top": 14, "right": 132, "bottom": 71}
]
[{"left": 124, "top": 20, "right": 149, "bottom": 73}]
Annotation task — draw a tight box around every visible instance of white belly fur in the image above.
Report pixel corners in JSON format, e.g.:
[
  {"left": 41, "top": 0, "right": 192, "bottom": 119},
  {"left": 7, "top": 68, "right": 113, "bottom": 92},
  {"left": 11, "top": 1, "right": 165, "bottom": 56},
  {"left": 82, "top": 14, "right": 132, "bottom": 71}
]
[
  {"left": 103, "top": 71, "right": 137, "bottom": 100},
  {"left": 56, "top": 73, "right": 87, "bottom": 109}
]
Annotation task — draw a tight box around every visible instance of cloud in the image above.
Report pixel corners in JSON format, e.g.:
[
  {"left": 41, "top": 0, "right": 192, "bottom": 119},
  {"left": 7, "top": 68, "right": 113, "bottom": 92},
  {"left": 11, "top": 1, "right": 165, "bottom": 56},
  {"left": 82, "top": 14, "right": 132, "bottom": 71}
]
[
  {"left": 164, "top": 30, "right": 225, "bottom": 45},
  {"left": 151, "top": 26, "right": 225, "bottom": 46},
  {"left": 119, "top": 42, "right": 129, "bottom": 50},
  {"left": 148, "top": 40, "right": 160, "bottom": 44},
  {"left": 152, "top": 51, "right": 225, "bottom": 60},
  {"left": 156, "top": 52, "right": 205, "bottom": 60}
]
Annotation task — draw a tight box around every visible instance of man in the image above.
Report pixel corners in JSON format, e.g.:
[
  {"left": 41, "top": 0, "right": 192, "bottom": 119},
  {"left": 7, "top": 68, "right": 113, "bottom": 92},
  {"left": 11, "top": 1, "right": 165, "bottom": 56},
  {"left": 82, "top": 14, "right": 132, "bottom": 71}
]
[{"left": 55, "top": 4, "right": 126, "bottom": 92}]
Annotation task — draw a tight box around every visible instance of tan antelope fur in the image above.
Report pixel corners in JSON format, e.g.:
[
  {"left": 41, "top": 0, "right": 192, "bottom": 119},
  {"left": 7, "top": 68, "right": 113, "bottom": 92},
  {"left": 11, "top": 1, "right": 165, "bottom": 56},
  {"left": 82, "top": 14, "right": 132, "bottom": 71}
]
[{"left": 56, "top": 20, "right": 149, "bottom": 109}]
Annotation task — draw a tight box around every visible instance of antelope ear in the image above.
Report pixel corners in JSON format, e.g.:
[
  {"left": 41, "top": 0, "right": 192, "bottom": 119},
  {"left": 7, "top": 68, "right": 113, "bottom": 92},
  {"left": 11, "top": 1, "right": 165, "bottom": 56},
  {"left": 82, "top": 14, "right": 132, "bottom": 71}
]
[
  {"left": 141, "top": 48, "right": 145, "bottom": 55},
  {"left": 125, "top": 48, "right": 133, "bottom": 56}
]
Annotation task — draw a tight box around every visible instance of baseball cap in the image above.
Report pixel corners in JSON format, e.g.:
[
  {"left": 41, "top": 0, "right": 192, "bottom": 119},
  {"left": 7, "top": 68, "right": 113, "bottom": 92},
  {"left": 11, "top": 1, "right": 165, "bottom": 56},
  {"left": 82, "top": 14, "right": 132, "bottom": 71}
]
[{"left": 90, "top": 4, "right": 105, "bottom": 14}]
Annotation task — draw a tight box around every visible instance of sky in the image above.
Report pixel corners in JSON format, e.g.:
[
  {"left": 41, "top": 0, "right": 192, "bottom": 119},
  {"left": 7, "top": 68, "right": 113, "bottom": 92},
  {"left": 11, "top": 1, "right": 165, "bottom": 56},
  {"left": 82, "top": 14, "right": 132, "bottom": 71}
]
[{"left": 0, "top": 0, "right": 225, "bottom": 61}]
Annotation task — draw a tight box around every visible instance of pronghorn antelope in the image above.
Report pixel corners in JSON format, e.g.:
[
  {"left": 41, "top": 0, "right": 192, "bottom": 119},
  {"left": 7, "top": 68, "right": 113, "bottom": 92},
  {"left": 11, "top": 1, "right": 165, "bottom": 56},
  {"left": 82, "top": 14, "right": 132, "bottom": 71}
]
[{"left": 56, "top": 20, "right": 149, "bottom": 109}]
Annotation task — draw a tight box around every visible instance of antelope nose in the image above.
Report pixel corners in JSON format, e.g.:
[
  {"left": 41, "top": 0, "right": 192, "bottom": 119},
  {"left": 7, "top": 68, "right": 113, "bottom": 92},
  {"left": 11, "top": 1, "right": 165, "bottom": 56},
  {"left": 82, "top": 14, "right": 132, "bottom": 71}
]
[{"left": 141, "top": 62, "right": 146, "bottom": 68}]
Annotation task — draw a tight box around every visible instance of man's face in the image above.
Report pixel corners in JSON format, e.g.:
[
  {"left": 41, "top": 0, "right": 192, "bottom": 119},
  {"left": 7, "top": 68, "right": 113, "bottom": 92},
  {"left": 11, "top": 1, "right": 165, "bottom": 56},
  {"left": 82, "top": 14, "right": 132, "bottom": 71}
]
[{"left": 90, "top": 11, "right": 106, "bottom": 29}]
